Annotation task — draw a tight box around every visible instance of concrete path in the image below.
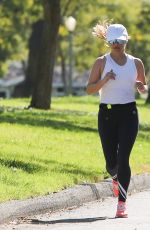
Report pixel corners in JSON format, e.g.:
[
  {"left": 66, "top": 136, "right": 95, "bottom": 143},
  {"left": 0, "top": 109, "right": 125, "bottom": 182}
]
[
  {"left": 1, "top": 189, "right": 150, "bottom": 230},
  {"left": 1, "top": 173, "right": 150, "bottom": 225}
]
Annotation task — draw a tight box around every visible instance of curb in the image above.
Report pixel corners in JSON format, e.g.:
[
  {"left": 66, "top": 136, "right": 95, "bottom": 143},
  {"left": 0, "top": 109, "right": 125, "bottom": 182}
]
[{"left": 0, "top": 173, "right": 150, "bottom": 224}]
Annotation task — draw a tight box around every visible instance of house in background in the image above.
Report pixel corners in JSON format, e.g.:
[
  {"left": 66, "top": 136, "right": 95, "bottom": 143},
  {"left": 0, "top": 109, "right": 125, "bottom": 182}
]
[
  {"left": 0, "top": 62, "right": 25, "bottom": 98},
  {"left": 52, "top": 66, "right": 89, "bottom": 96},
  {"left": 0, "top": 62, "right": 89, "bottom": 98}
]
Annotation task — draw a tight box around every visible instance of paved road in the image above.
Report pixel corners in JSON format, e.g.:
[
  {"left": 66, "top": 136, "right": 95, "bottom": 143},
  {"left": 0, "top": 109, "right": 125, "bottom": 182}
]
[{"left": 1, "top": 190, "right": 150, "bottom": 230}]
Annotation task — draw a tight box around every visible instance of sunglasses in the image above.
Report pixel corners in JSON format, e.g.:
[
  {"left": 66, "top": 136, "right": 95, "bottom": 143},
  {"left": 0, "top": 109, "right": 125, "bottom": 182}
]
[{"left": 108, "top": 39, "right": 128, "bottom": 45}]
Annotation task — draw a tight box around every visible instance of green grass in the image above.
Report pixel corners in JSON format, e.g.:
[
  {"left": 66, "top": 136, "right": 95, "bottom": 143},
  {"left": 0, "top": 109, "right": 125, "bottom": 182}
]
[{"left": 0, "top": 96, "right": 150, "bottom": 202}]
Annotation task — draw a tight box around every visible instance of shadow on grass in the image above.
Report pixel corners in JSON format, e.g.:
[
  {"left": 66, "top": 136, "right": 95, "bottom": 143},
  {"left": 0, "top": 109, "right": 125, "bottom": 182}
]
[
  {"left": 39, "top": 159, "right": 102, "bottom": 179},
  {"left": 0, "top": 109, "right": 97, "bottom": 133},
  {"left": 139, "top": 123, "right": 150, "bottom": 132},
  {"left": 0, "top": 158, "right": 46, "bottom": 173},
  {"left": 136, "top": 102, "right": 150, "bottom": 108},
  {"left": 138, "top": 133, "right": 150, "bottom": 140},
  {"left": 0, "top": 156, "right": 104, "bottom": 180},
  {"left": 139, "top": 124, "right": 150, "bottom": 140},
  {"left": 51, "top": 96, "right": 99, "bottom": 105},
  {"left": 1, "top": 108, "right": 150, "bottom": 134}
]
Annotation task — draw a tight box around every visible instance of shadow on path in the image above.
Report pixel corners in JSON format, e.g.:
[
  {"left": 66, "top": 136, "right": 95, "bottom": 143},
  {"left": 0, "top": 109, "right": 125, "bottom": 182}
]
[
  {"left": 30, "top": 216, "right": 117, "bottom": 225},
  {"left": 31, "top": 216, "right": 108, "bottom": 225}
]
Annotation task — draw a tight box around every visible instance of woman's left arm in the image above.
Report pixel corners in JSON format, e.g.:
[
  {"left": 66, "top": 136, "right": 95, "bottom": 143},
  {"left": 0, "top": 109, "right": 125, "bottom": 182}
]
[{"left": 134, "top": 58, "right": 148, "bottom": 94}]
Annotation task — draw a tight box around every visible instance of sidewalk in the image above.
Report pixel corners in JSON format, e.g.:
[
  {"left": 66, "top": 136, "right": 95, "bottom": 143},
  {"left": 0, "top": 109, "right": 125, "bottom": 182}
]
[
  {"left": 1, "top": 189, "right": 150, "bottom": 230},
  {"left": 0, "top": 173, "right": 150, "bottom": 225}
]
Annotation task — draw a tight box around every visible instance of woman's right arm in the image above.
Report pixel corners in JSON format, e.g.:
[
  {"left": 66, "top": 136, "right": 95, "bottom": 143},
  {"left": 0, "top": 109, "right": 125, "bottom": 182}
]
[{"left": 86, "top": 57, "right": 115, "bottom": 94}]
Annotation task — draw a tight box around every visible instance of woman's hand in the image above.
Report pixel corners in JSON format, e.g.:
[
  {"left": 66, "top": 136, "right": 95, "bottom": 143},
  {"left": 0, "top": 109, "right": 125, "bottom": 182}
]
[
  {"left": 136, "top": 81, "right": 148, "bottom": 94},
  {"left": 105, "top": 69, "right": 116, "bottom": 81},
  {"left": 86, "top": 58, "right": 116, "bottom": 94}
]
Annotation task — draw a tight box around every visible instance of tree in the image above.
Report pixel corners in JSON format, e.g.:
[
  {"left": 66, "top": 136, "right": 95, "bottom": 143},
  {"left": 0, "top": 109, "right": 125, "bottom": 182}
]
[
  {"left": 1, "top": 0, "right": 150, "bottom": 108},
  {"left": 29, "top": 0, "right": 60, "bottom": 109},
  {"left": 0, "top": 0, "right": 42, "bottom": 75}
]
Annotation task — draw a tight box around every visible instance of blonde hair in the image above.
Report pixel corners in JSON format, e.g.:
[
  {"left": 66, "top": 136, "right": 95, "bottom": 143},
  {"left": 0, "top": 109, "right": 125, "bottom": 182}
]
[{"left": 92, "top": 19, "right": 113, "bottom": 40}]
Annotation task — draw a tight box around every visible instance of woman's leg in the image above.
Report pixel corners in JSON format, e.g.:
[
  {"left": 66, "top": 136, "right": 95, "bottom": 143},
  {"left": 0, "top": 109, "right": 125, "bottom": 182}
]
[
  {"left": 117, "top": 107, "right": 139, "bottom": 202},
  {"left": 98, "top": 108, "right": 118, "bottom": 178}
]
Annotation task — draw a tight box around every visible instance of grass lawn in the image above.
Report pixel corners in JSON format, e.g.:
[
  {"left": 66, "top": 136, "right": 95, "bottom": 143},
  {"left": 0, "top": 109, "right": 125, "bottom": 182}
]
[{"left": 0, "top": 96, "right": 150, "bottom": 202}]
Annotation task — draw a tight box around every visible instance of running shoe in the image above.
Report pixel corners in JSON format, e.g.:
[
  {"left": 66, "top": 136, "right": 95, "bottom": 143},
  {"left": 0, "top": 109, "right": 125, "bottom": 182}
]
[
  {"left": 112, "top": 179, "right": 119, "bottom": 197},
  {"left": 115, "top": 201, "right": 128, "bottom": 218}
]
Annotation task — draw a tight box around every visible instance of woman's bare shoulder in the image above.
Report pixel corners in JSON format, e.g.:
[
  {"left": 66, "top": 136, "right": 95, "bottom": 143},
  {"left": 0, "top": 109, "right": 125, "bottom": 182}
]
[
  {"left": 129, "top": 55, "right": 143, "bottom": 65},
  {"left": 93, "top": 55, "right": 106, "bottom": 70},
  {"left": 133, "top": 57, "right": 144, "bottom": 71},
  {"left": 127, "top": 54, "right": 144, "bottom": 70},
  {"left": 95, "top": 55, "right": 106, "bottom": 63}
]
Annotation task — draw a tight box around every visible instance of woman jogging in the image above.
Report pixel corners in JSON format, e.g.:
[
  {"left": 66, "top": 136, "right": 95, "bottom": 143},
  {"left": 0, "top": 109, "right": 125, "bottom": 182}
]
[{"left": 86, "top": 22, "right": 148, "bottom": 218}]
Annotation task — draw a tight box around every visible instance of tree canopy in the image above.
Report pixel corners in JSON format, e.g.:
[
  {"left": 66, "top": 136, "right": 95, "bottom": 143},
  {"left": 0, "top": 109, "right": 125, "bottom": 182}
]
[{"left": 0, "top": 0, "right": 42, "bottom": 76}]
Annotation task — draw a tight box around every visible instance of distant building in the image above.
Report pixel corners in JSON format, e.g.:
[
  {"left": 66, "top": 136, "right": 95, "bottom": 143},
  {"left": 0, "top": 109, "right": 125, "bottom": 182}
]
[
  {"left": 0, "top": 62, "right": 25, "bottom": 98},
  {"left": 52, "top": 66, "right": 89, "bottom": 96},
  {"left": 0, "top": 63, "right": 89, "bottom": 98}
]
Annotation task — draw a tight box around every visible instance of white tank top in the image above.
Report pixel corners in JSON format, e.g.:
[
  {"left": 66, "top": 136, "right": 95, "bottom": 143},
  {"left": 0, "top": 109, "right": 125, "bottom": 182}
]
[{"left": 99, "top": 53, "right": 137, "bottom": 104}]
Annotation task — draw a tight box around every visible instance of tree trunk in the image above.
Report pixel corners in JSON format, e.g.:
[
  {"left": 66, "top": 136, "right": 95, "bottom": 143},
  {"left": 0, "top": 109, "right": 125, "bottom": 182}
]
[
  {"left": 24, "top": 20, "right": 44, "bottom": 97},
  {"left": 30, "top": 0, "right": 60, "bottom": 109}
]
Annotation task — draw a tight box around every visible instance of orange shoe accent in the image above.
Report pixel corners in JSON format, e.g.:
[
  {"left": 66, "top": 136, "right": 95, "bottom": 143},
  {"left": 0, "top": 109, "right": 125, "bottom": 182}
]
[
  {"left": 112, "top": 180, "right": 119, "bottom": 197},
  {"left": 115, "top": 201, "right": 128, "bottom": 218}
]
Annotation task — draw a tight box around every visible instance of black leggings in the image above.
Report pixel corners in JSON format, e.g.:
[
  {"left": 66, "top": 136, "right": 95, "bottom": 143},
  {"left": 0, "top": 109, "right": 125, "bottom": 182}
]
[{"left": 98, "top": 102, "right": 139, "bottom": 202}]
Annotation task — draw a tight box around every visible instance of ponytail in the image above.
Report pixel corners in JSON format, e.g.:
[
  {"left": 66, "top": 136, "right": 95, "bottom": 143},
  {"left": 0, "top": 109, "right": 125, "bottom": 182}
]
[{"left": 92, "top": 20, "right": 112, "bottom": 40}]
